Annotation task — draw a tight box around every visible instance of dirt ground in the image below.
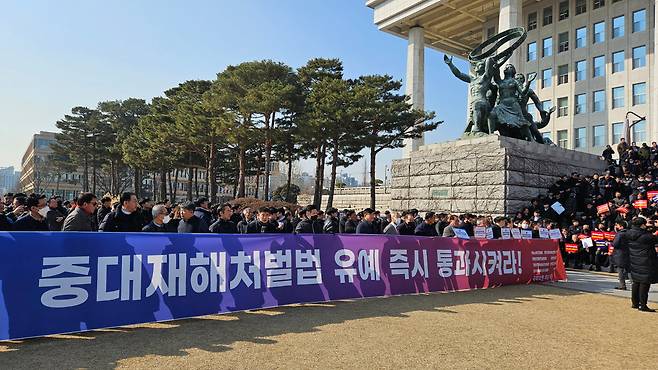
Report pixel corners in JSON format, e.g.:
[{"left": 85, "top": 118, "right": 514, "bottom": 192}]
[{"left": 1, "top": 284, "right": 657, "bottom": 370}]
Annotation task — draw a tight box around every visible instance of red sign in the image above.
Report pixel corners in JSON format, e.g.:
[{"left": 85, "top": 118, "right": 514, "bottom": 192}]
[
  {"left": 591, "top": 231, "right": 605, "bottom": 241},
  {"left": 617, "top": 206, "right": 629, "bottom": 214},
  {"left": 597, "top": 204, "right": 610, "bottom": 214},
  {"left": 634, "top": 200, "right": 648, "bottom": 209},
  {"left": 604, "top": 231, "right": 616, "bottom": 241},
  {"left": 648, "top": 191, "right": 658, "bottom": 200},
  {"left": 565, "top": 243, "right": 579, "bottom": 254}
]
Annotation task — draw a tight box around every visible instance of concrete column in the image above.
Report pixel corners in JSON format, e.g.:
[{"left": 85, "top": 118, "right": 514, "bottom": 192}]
[
  {"left": 498, "top": 0, "right": 522, "bottom": 67},
  {"left": 403, "top": 26, "right": 425, "bottom": 158},
  {"left": 648, "top": 1, "right": 658, "bottom": 143}
]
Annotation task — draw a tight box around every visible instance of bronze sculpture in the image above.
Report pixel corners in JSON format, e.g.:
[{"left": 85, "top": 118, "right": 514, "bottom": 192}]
[{"left": 444, "top": 27, "right": 554, "bottom": 144}]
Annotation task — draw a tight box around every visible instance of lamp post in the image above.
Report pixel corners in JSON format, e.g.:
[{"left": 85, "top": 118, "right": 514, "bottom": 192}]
[{"left": 625, "top": 111, "right": 646, "bottom": 143}]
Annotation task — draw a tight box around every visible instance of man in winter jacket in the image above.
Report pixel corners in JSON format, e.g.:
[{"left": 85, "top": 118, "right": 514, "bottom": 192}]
[
  {"left": 619, "top": 217, "right": 658, "bottom": 311},
  {"left": 99, "top": 192, "right": 144, "bottom": 232},
  {"left": 177, "top": 201, "right": 210, "bottom": 233}
]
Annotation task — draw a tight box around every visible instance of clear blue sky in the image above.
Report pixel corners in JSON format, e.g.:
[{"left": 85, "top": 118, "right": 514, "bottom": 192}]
[{"left": 0, "top": 1, "right": 469, "bottom": 181}]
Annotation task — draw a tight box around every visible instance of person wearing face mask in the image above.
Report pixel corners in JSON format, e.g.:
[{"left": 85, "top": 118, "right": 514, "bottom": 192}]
[
  {"left": 61, "top": 193, "right": 97, "bottom": 231},
  {"left": 142, "top": 204, "right": 173, "bottom": 232},
  {"left": 294, "top": 205, "right": 323, "bottom": 234},
  {"left": 12, "top": 195, "right": 49, "bottom": 231}
]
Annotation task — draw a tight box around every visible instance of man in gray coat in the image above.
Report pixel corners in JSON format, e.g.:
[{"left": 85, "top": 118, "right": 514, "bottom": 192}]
[{"left": 62, "top": 192, "right": 97, "bottom": 231}]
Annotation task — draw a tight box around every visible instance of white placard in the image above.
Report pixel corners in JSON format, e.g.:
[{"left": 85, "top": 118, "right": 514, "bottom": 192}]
[
  {"left": 501, "top": 228, "right": 512, "bottom": 240},
  {"left": 521, "top": 229, "right": 534, "bottom": 239},
  {"left": 551, "top": 202, "right": 565, "bottom": 215},
  {"left": 539, "top": 228, "right": 550, "bottom": 239},
  {"left": 485, "top": 227, "right": 494, "bottom": 239},
  {"left": 549, "top": 229, "right": 562, "bottom": 240},
  {"left": 454, "top": 228, "right": 471, "bottom": 239},
  {"left": 474, "top": 226, "right": 486, "bottom": 239},
  {"left": 581, "top": 237, "right": 593, "bottom": 248},
  {"left": 511, "top": 228, "right": 522, "bottom": 239}
]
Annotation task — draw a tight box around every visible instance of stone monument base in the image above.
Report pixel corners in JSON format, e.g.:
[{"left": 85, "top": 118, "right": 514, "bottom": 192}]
[{"left": 390, "top": 135, "right": 607, "bottom": 216}]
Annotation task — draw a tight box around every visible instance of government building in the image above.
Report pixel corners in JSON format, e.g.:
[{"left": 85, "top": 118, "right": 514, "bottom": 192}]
[{"left": 367, "top": 0, "right": 655, "bottom": 156}]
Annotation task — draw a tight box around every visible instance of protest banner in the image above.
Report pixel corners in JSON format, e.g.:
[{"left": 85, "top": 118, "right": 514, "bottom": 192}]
[
  {"left": 0, "top": 232, "right": 566, "bottom": 341},
  {"left": 474, "top": 227, "right": 486, "bottom": 239},
  {"left": 633, "top": 200, "right": 648, "bottom": 209},
  {"left": 565, "top": 243, "right": 579, "bottom": 254},
  {"left": 596, "top": 204, "right": 609, "bottom": 214},
  {"left": 501, "top": 228, "right": 511, "bottom": 240}
]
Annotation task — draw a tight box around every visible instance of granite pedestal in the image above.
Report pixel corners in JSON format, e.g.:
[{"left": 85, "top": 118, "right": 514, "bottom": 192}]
[{"left": 390, "top": 135, "right": 607, "bottom": 216}]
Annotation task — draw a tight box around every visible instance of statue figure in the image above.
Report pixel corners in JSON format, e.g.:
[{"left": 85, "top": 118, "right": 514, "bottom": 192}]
[
  {"left": 488, "top": 64, "right": 533, "bottom": 141},
  {"left": 444, "top": 55, "right": 505, "bottom": 136},
  {"left": 442, "top": 27, "right": 556, "bottom": 145},
  {"left": 515, "top": 73, "right": 556, "bottom": 144}
]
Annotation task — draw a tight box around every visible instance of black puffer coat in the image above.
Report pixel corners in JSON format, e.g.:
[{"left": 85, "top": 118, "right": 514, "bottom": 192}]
[{"left": 624, "top": 227, "right": 658, "bottom": 284}]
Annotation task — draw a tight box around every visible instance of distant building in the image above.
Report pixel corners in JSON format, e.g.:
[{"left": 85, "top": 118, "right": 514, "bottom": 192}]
[
  {"left": 0, "top": 166, "right": 20, "bottom": 196},
  {"left": 338, "top": 172, "right": 360, "bottom": 187}
]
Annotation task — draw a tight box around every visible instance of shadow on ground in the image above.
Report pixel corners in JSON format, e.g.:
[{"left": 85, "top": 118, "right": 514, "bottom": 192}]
[{"left": 0, "top": 284, "right": 585, "bottom": 369}]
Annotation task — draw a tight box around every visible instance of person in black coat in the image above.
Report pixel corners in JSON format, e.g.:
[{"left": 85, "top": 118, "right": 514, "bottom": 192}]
[
  {"left": 321, "top": 207, "right": 338, "bottom": 234},
  {"left": 246, "top": 207, "right": 278, "bottom": 233},
  {"left": 177, "top": 202, "right": 209, "bottom": 233},
  {"left": 12, "top": 196, "right": 48, "bottom": 231},
  {"left": 193, "top": 197, "right": 214, "bottom": 227},
  {"left": 621, "top": 217, "right": 658, "bottom": 311},
  {"left": 142, "top": 204, "right": 174, "bottom": 232},
  {"left": 396, "top": 211, "right": 417, "bottom": 236},
  {"left": 294, "top": 205, "right": 323, "bottom": 234},
  {"left": 97, "top": 196, "right": 113, "bottom": 227},
  {"left": 356, "top": 208, "right": 379, "bottom": 235},
  {"left": 209, "top": 203, "right": 238, "bottom": 234},
  {"left": 415, "top": 212, "right": 438, "bottom": 237},
  {"left": 611, "top": 221, "right": 630, "bottom": 289},
  {"left": 99, "top": 192, "right": 144, "bottom": 232},
  {"left": 0, "top": 202, "right": 12, "bottom": 231}
]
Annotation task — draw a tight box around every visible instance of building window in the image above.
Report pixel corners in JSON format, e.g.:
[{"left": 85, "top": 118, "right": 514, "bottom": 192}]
[
  {"left": 612, "top": 86, "right": 624, "bottom": 109},
  {"left": 527, "top": 42, "right": 537, "bottom": 61},
  {"left": 632, "top": 46, "right": 646, "bottom": 69},
  {"left": 612, "top": 51, "right": 624, "bottom": 73},
  {"left": 633, "top": 120, "right": 646, "bottom": 142},
  {"left": 558, "top": 97, "right": 569, "bottom": 117},
  {"left": 527, "top": 73, "right": 537, "bottom": 90},
  {"left": 575, "top": 60, "right": 586, "bottom": 81},
  {"left": 576, "top": 0, "right": 587, "bottom": 15},
  {"left": 612, "top": 122, "right": 623, "bottom": 143},
  {"left": 575, "top": 127, "right": 587, "bottom": 148},
  {"left": 543, "top": 6, "right": 553, "bottom": 26},
  {"left": 593, "top": 55, "right": 604, "bottom": 78},
  {"left": 557, "top": 130, "right": 569, "bottom": 148},
  {"left": 575, "top": 27, "right": 587, "bottom": 48},
  {"left": 593, "top": 125, "right": 606, "bottom": 147},
  {"left": 542, "top": 68, "right": 552, "bottom": 88},
  {"left": 575, "top": 93, "right": 587, "bottom": 114},
  {"left": 528, "top": 12, "right": 538, "bottom": 31},
  {"left": 633, "top": 83, "right": 646, "bottom": 105},
  {"left": 612, "top": 16, "right": 624, "bottom": 39},
  {"left": 593, "top": 21, "right": 605, "bottom": 43},
  {"left": 559, "top": 1, "right": 569, "bottom": 20},
  {"left": 541, "top": 100, "right": 553, "bottom": 113},
  {"left": 558, "top": 32, "right": 569, "bottom": 53},
  {"left": 593, "top": 0, "right": 605, "bottom": 10},
  {"left": 558, "top": 65, "right": 569, "bottom": 84},
  {"left": 542, "top": 37, "right": 553, "bottom": 57},
  {"left": 633, "top": 9, "right": 646, "bottom": 33},
  {"left": 593, "top": 90, "right": 605, "bottom": 112}
]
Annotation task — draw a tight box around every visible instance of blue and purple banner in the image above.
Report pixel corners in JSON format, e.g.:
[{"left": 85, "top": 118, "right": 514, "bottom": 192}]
[{"left": 0, "top": 232, "right": 566, "bottom": 340}]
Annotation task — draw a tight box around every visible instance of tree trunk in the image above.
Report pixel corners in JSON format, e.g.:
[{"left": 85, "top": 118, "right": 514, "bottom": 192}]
[
  {"left": 92, "top": 155, "right": 97, "bottom": 195},
  {"left": 186, "top": 165, "right": 194, "bottom": 201},
  {"left": 286, "top": 148, "right": 293, "bottom": 202},
  {"left": 208, "top": 140, "right": 217, "bottom": 203},
  {"left": 312, "top": 144, "right": 323, "bottom": 208},
  {"left": 255, "top": 171, "right": 260, "bottom": 199},
  {"left": 83, "top": 153, "right": 89, "bottom": 192},
  {"left": 263, "top": 111, "right": 273, "bottom": 201},
  {"left": 237, "top": 145, "right": 246, "bottom": 198},
  {"left": 326, "top": 141, "right": 339, "bottom": 209},
  {"left": 369, "top": 146, "right": 377, "bottom": 209},
  {"left": 194, "top": 168, "right": 199, "bottom": 199},
  {"left": 159, "top": 169, "right": 167, "bottom": 201},
  {"left": 152, "top": 172, "right": 157, "bottom": 200},
  {"left": 133, "top": 168, "right": 141, "bottom": 198}
]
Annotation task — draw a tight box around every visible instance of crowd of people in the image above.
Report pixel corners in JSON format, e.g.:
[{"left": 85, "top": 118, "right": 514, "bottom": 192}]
[{"left": 1, "top": 138, "right": 657, "bottom": 310}]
